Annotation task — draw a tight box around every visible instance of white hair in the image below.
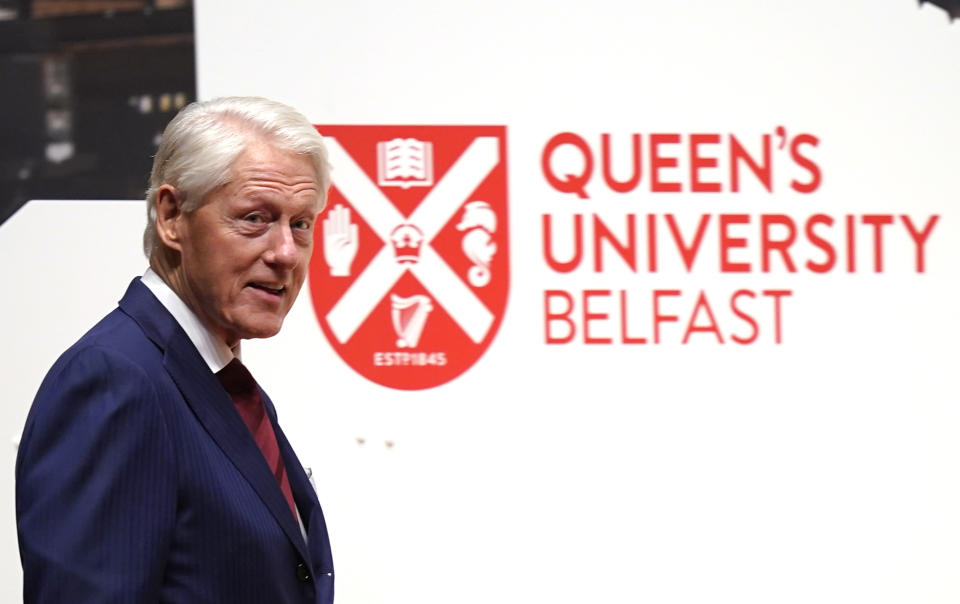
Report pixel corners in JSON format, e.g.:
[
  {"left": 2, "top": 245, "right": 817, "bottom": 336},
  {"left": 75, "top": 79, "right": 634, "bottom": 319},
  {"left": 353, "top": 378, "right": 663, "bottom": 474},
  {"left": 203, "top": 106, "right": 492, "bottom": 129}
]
[{"left": 143, "top": 96, "right": 331, "bottom": 257}]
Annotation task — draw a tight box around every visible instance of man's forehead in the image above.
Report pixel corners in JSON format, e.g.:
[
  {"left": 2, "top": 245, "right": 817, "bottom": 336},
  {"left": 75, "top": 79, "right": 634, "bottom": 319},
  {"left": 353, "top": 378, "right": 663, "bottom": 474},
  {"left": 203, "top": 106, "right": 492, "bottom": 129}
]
[{"left": 226, "top": 143, "right": 321, "bottom": 194}]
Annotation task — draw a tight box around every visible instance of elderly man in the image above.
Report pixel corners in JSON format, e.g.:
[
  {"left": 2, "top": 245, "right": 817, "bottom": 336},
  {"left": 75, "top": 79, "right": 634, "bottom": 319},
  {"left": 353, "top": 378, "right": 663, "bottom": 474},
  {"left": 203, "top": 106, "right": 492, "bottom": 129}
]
[{"left": 15, "top": 97, "right": 334, "bottom": 603}]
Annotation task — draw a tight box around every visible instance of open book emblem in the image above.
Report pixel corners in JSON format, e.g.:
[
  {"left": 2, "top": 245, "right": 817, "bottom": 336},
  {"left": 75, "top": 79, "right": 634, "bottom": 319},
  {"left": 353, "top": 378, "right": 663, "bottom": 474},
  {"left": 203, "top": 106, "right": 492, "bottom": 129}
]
[{"left": 377, "top": 138, "right": 434, "bottom": 188}]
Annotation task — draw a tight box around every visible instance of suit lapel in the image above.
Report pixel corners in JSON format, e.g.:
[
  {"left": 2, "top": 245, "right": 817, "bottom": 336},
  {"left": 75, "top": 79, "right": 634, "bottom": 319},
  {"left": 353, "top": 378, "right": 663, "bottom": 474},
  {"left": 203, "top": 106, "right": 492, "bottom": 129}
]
[
  {"left": 118, "top": 279, "right": 310, "bottom": 563},
  {"left": 271, "top": 412, "right": 318, "bottom": 529},
  {"left": 273, "top": 415, "right": 335, "bottom": 574}
]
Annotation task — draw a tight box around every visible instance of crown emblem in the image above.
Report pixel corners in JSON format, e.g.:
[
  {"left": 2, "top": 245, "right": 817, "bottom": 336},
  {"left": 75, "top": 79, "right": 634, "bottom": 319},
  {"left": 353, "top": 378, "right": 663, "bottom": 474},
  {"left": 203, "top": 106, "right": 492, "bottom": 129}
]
[{"left": 389, "top": 224, "right": 425, "bottom": 264}]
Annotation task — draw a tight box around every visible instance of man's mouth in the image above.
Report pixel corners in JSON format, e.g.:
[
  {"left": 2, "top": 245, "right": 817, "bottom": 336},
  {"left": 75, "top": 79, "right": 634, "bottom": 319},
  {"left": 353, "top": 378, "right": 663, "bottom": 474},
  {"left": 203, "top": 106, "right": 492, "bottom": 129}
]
[{"left": 249, "top": 282, "right": 285, "bottom": 296}]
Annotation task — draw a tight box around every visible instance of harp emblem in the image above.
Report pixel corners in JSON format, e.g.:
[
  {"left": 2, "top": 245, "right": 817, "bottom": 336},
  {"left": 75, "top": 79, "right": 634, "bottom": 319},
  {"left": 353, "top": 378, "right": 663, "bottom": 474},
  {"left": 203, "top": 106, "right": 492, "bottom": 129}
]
[{"left": 390, "top": 294, "right": 433, "bottom": 348}]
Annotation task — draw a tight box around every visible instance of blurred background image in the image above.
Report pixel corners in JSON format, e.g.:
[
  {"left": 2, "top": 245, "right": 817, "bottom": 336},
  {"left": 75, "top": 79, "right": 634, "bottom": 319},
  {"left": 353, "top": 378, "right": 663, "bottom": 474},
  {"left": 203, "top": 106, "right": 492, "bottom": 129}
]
[{"left": 0, "top": 0, "right": 195, "bottom": 225}]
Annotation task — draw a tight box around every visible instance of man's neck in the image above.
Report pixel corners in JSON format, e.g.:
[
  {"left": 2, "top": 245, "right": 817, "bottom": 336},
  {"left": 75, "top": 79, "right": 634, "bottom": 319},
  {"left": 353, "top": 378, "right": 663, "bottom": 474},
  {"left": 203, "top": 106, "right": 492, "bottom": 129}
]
[{"left": 141, "top": 266, "right": 238, "bottom": 372}]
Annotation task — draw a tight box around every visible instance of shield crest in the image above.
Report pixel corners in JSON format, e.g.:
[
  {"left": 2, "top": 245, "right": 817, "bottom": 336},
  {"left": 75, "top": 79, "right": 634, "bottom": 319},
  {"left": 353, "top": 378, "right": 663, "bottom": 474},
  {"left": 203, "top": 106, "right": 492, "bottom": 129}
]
[{"left": 309, "top": 126, "right": 509, "bottom": 390}]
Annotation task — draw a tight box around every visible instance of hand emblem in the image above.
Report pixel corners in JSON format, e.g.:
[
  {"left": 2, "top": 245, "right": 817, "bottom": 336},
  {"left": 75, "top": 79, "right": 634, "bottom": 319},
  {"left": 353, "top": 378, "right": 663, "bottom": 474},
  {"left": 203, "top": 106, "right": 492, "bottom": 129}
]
[{"left": 323, "top": 204, "right": 359, "bottom": 277}]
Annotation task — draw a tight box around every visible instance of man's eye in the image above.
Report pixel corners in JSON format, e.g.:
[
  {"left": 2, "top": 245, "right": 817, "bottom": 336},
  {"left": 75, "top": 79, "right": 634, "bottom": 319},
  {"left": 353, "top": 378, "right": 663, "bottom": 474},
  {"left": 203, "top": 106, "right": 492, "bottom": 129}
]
[
  {"left": 293, "top": 219, "right": 312, "bottom": 230},
  {"left": 244, "top": 214, "right": 265, "bottom": 224}
]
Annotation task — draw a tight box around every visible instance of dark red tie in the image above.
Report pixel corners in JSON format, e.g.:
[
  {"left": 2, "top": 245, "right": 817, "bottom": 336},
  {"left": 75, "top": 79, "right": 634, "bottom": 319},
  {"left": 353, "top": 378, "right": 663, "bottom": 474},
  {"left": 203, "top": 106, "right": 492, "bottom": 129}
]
[{"left": 216, "top": 358, "right": 298, "bottom": 521}]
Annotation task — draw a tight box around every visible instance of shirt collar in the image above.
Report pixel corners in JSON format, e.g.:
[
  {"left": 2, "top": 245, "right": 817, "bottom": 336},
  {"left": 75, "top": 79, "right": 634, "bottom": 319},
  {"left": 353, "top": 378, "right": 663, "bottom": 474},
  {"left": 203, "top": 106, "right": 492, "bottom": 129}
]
[{"left": 141, "top": 268, "right": 238, "bottom": 373}]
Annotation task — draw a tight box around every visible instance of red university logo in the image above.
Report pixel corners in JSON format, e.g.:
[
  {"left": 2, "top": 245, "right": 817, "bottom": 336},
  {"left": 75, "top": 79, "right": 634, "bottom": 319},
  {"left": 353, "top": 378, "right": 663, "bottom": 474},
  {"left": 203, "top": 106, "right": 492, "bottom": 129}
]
[{"left": 309, "top": 126, "right": 510, "bottom": 390}]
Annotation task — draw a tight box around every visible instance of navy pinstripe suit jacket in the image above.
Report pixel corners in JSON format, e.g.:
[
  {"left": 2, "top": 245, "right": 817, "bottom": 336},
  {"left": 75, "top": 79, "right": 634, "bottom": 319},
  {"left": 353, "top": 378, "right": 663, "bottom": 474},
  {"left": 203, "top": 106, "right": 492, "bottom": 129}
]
[{"left": 16, "top": 278, "right": 334, "bottom": 603}]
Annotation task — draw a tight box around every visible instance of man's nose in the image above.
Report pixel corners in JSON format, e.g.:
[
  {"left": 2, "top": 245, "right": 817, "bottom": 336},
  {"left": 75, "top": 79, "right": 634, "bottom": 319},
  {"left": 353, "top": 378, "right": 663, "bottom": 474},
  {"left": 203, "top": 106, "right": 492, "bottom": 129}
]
[{"left": 265, "top": 223, "right": 299, "bottom": 267}]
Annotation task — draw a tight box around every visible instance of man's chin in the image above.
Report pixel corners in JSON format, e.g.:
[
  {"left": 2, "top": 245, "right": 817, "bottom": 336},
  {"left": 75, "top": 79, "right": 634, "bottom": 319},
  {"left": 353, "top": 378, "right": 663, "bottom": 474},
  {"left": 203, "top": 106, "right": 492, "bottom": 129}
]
[
  {"left": 227, "top": 317, "right": 285, "bottom": 343},
  {"left": 243, "top": 324, "right": 283, "bottom": 341}
]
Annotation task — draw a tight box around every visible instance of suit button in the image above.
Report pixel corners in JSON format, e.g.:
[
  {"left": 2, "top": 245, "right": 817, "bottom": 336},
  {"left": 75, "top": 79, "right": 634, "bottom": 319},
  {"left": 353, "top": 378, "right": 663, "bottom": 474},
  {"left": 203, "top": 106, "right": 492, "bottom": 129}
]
[{"left": 296, "top": 562, "right": 311, "bottom": 583}]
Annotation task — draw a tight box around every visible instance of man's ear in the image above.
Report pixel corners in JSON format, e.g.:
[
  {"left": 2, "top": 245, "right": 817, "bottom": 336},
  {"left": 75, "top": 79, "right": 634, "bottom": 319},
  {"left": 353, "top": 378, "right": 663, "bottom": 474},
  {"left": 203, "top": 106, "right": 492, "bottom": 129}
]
[{"left": 155, "top": 185, "right": 185, "bottom": 253}]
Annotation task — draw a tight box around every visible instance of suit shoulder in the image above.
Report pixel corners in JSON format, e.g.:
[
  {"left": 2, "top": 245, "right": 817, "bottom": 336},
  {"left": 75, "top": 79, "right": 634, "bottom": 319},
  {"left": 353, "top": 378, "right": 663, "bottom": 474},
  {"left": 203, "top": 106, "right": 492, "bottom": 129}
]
[
  {"left": 28, "top": 336, "right": 163, "bottom": 430},
  {"left": 18, "top": 318, "right": 178, "bottom": 481},
  {"left": 26, "top": 308, "right": 167, "bottom": 434},
  {"left": 36, "top": 307, "right": 160, "bottom": 387}
]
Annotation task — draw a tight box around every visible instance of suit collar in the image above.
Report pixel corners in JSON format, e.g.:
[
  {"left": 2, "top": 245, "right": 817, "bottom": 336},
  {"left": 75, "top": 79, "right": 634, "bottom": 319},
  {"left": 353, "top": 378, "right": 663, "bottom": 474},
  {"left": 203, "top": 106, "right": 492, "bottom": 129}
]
[{"left": 118, "top": 278, "right": 311, "bottom": 562}]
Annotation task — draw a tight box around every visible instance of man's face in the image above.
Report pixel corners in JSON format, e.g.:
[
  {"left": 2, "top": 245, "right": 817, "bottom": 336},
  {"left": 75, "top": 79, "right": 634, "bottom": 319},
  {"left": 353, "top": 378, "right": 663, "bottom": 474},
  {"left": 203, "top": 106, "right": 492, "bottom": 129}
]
[{"left": 173, "top": 140, "right": 321, "bottom": 346}]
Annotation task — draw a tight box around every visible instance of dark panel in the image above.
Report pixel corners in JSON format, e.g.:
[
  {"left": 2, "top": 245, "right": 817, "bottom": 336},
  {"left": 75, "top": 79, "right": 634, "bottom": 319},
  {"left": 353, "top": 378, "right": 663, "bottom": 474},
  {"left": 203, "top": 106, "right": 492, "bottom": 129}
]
[{"left": 0, "top": 2, "right": 194, "bottom": 225}]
